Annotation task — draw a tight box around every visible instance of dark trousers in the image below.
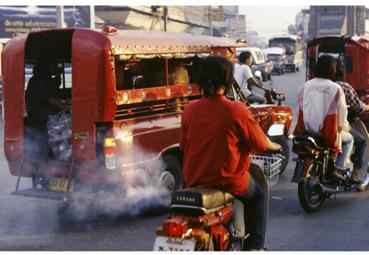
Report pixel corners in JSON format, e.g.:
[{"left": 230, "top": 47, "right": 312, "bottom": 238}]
[
  {"left": 350, "top": 128, "right": 366, "bottom": 170},
  {"left": 235, "top": 176, "right": 265, "bottom": 249}
]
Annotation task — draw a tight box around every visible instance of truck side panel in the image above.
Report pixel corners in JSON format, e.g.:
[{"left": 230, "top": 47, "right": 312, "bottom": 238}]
[{"left": 2, "top": 35, "right": 26, "bottom": 175}]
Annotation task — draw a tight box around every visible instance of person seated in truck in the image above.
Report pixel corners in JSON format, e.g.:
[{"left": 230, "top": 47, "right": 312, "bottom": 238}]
[
  {"left": 180, "top": 56, "right": 281, "bottom": 251},
  {"left": 25, "top": 60, "right": 69, "bottom": 160},
  {"left": 233, "top": 51, "right": 269, "bottom": 104},
  {"left": 169, "top": 64, "right": 189, "bottom": 85},
  {"left": 26, "top": 60, "right": 69, "bottom": 126},
  {"left": 294, "top": 55, "right": 348, "bottom": 182}
]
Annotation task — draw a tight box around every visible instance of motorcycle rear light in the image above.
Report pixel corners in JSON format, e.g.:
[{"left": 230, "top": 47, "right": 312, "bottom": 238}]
[
  {"left": 163, "top": 219, "right": 188, "bottom": 237},
  {"left": 168, "top": 224, "right": 184, "bottom": 236}
]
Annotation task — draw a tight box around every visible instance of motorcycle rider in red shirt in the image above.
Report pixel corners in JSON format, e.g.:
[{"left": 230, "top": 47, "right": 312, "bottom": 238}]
[{"left": 180, "top": 56, "right": 281, "bottom": 250}]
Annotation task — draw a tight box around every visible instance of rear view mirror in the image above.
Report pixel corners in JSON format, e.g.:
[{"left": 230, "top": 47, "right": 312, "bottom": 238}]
[{"left": 254, "top": 70, "right": 262, "bottom": 79}]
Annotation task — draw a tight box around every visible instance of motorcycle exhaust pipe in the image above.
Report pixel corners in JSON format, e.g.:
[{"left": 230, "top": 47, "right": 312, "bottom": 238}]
[{"left": 321, "top": 185, "right": 344, "bottom": 194}]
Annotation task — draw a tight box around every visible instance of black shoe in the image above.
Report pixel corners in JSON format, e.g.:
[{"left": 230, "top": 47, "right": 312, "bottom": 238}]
[
  {"left": 331, "top": 170, "right": 346, "bottom": 182},
  {"left": 351, "top": 170, "right": 362, "bottom": 184},
  {"left": 350, "top": 176, "right": 362, "bottom": 184}
]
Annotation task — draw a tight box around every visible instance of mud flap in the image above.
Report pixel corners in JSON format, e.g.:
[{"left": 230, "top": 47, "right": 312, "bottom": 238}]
[
  {"left": 351, "top": 119, "right": 369, "bottom": 178},
  {"left": 249, "top": 163, "right": 269, "bottom": 249},
  {"left": 291, "top": 158, "right": 305, "bottom": 183}
]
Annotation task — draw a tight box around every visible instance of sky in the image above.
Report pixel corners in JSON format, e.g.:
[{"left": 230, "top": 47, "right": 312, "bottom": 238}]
[{"left": 238, "top": 6, "right": 307, "bottom": 40}]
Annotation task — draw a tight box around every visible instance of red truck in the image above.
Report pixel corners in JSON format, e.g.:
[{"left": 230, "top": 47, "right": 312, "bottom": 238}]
[
  {"left": 1, "top": 27, "right": 293, "bottom": 201},
  {"left": 307, "top": 36, "right": 369, "bottom": 127}
]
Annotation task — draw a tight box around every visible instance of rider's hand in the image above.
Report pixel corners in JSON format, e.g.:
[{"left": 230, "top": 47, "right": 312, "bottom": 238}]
[
  {"left": 272, "top": 142, "right": 282, "bottom": 153},
  {"left": 266, "top": 138, "right": 282, "bottom": 153},
  {"left": 263, "top": 86, "right": 271, "bottom": 92}
]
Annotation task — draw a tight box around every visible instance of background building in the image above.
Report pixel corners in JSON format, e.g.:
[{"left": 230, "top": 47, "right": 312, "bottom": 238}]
[
  {"left": 308, "top": 6, "right": 366, "bottom": 38},
  {"left": 95, "top": 6, "right": 212, "bottom": 35},
  {"left": 210, "top": 6, "right": 246, "bottom": 39}
]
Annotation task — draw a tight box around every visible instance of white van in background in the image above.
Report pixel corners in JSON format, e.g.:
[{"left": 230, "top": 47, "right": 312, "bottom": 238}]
[{"left": 263, "top": 47, "right": 287, "bottom": 75}]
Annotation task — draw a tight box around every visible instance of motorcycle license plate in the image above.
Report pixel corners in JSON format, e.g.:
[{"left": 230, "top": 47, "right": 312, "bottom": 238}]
[
  {"left": 48, "top": 177, "right": 74, "bottom": 193},
  {"left": 153, "top": 236, "right": 195, "bottom": 251}
]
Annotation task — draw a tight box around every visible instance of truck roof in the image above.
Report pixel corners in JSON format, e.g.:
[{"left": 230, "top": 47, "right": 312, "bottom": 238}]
[
  {"left": 308, "top": 35, "right": 369, "bottom": 50},
  {"left": 263, "top": 47, "right": 285, "bottom": 55},
  {"left": 3, "top": 28, "right": 242, "bottom": 62},
  {"left": 107, "top": 29, "right": 241, "bottom": 55}
]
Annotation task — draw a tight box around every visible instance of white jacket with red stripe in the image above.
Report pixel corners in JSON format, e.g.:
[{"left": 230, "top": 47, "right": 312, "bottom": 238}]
[{"left": 294, "top": 78, "right": 348, "bottom": 152}]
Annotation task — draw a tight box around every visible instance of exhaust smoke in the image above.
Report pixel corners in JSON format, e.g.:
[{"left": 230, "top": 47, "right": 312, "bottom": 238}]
[{"left": 62, "top": 156, "right": 172, "bottom": 222}]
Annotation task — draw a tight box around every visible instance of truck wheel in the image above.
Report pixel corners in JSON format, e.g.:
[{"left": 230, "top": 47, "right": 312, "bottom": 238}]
[
  {"left": 269, "top": 135, "right": 290, "bottom": 175},
  {"left": 160, "top": 154, "right": 183, "bottom": 192},
  {"left": 291, "top": 65, "right": 296, "bottom": 72}
]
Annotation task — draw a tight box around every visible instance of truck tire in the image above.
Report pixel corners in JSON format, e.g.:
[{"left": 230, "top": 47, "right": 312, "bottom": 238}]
[
  {"left": 291, "top": 65, "right": 296, "bottom": 72},
  {"left": 269, "top": 135, "right": 290, "bottom": 175},
  {"left": 160, "top": 154, "right": 184, "bottom": 192}
]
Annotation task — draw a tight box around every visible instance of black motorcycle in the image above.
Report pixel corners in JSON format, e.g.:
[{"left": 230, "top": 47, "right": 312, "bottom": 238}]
[{"left": 292, "top": 129, "right": 369, "bottom": 212}]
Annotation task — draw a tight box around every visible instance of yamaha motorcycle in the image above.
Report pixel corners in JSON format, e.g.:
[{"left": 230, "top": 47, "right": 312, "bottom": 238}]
[{"left": 153, "top": 163, "right": 271, "bottom": 251}]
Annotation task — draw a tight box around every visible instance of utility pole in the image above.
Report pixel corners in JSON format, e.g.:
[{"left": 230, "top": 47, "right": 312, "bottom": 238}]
[
  {"left": 90, "top": 5, "right": 95, "bottom": 29},
  {"left": 56, "top": 6, "right": 66, "bottom": 28},
  {"left": 163, "top": 6, "right": 168, "bottom": 32},
  {"left": 208, "top": 6, "right": 213, "bottom": 36}
]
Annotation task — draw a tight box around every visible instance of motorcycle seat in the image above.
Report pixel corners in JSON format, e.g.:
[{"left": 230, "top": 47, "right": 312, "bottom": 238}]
[
  {"left": 293, "top": 134, "right": 327, "bottom": 151},
  {"left": 170, "top": 187, "right": 235, "bottom": 215}
]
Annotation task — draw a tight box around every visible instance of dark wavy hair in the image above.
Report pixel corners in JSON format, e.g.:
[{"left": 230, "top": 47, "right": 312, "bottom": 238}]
[
  {"left": 196, "top": 56, "right": 233, "bottom": 97},
  {"left": 238, "top": 51, "right": 252, "bottom": 64},
  {"left": 334, "top": 61, "right": 344, "bottom": 82},
  {"left": 315, "top": 54, "right": 337, "bottom": 80}
]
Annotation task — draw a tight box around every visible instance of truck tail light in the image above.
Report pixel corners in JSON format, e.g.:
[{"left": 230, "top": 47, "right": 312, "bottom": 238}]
[{"left": 104, "top": 137, "right": 117, "bottom": 169}]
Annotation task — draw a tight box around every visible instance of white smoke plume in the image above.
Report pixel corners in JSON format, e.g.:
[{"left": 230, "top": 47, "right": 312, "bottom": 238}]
[{"left": 61, "top": 146, "right": 173, "bottom": 222}]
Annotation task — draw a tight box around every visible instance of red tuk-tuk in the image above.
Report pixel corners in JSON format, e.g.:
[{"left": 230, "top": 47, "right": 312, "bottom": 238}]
[
  {"left": 307, "top": 35, "right": 369, "bottom": 125},
  {"left": 1, "top": 27, "right": 292, "bottom": 200},
  {"left": 307, "top": 36, "right": 369, "bottom": 90}
]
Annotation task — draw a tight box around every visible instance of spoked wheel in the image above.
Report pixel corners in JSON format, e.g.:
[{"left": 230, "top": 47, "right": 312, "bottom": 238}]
[{"left": 298, "top": 162, "right": 326, "bottom": 213}]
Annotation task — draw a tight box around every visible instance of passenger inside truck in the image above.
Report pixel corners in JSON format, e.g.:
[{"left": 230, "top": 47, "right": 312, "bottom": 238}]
[
  {"left": 24, "top": 60, "right": 72, "bottom": 162},
  {"left": 115, "top": 56, "right": 199, "bottom": 90}
]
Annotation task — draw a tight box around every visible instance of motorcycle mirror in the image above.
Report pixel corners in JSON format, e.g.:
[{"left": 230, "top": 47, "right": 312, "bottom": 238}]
[
  {"left": 254, "top": 70, "right": 262, "bottom": 79},
  {"left": 268, "top": 124, "right": 285, "bottom": 137}
]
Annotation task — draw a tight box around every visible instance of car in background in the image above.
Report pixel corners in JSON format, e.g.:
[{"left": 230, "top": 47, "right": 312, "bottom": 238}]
[
  {"left": 263, "top": 47, "right": 286, "bottom": 75},
  {"left": 236, "top": 47, "right": 271, "bottom": 81}
]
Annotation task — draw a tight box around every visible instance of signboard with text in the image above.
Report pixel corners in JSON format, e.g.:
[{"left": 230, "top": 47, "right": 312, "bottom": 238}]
[{"left": 0, "top": 6, "right": 90, "bottom": 38}]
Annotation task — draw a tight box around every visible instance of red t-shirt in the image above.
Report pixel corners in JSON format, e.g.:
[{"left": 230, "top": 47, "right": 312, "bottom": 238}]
[{"left": 179, "top": 95, "right": 268, "bottom": 196}]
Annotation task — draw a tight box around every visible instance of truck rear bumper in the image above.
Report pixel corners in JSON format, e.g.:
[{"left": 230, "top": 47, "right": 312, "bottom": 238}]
[{"left": 11, "top": 188, "right": 72, "bottom": 201}]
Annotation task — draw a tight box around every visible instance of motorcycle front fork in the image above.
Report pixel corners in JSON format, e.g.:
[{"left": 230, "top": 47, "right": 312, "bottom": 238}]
[{"left": 320, "top": 151, "right": 330, "bottom": 183}]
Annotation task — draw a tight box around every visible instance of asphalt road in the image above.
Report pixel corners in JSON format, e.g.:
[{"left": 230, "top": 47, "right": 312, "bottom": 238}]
[{"left": 1, "top": 65, "right": 369, "bottom": 251}]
